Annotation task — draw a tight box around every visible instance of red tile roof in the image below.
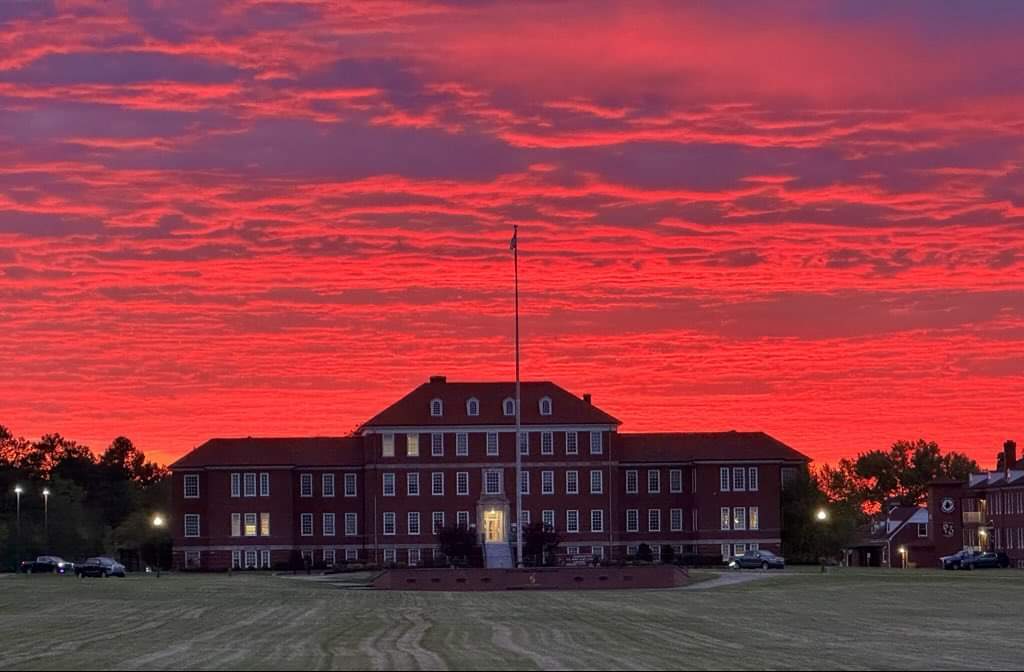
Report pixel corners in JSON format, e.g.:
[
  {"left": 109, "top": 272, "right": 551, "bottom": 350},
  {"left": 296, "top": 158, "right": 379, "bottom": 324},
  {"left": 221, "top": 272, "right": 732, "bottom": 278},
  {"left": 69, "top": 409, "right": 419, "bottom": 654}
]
[
  {"left": 359, "top": 379, "right": 621, "bottom": 429},
  {"left": 615, "top": 432, "right": 809, "bottom": 463},
  {"left": 170, "top": 437, "right": 362, "bottom": 469}
]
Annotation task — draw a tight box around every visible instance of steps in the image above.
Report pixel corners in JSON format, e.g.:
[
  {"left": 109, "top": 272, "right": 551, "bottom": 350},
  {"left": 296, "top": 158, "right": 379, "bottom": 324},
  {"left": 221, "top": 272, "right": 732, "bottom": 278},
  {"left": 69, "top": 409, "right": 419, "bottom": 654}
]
[{"left": 485, "top": 543, "right": 514, "bottom": 569}]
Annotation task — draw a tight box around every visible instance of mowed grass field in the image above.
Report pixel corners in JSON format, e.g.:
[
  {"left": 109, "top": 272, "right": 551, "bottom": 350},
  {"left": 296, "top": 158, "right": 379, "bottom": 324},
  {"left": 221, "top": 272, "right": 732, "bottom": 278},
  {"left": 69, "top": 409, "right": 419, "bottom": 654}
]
[{"left": 1, "top": 568, "right": 1021, "bottom": 670}]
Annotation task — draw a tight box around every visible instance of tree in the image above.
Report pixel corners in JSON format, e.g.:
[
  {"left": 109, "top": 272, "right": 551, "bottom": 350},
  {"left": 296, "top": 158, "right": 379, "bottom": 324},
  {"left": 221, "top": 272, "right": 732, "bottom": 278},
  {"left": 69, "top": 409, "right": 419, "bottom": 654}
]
[
  {"left": 522, "top": 522, "right": 560, "bottom": 566},
  {"left": 782, "top": 468, "right": 861, "bottom": 563},
  {"left": 636, "top": 543, "right": 654, "bottom": 563},
  {"left": 661, "top": 544, "right": 676, "bottom": 565},
  {"left": 852, "top": 440, "right": 979, "bottom": 512},
  {"left": 437, "top": 524, "right": 480, "bottom": 567}
]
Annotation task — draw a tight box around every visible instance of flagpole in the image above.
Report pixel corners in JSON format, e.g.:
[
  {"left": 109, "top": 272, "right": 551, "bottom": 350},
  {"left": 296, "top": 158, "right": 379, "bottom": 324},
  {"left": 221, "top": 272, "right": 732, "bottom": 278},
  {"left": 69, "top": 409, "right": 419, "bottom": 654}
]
[{"left": 513, "top": 224, "right": 523, "bottom": 568}]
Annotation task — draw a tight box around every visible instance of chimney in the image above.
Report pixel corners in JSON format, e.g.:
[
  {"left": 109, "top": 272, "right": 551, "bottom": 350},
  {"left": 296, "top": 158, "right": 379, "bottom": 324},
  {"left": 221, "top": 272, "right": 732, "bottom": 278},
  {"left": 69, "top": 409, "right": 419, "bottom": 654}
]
[
  {"left": 1005, "top": 440, "right": 1017, "bottom": 476},
  {"left": 582, "top": 393, "right": 592, "bottom": 405},
  {"left": 429, "top": 375, "right": 446, "bottom": 384}
]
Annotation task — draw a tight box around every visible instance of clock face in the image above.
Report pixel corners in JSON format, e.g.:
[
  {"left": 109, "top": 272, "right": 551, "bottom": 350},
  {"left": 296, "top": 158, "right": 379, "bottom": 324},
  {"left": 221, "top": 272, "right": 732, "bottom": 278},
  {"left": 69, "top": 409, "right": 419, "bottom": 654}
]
[{"left": 941, "top": 497, "right": 956, "bottom": 514}]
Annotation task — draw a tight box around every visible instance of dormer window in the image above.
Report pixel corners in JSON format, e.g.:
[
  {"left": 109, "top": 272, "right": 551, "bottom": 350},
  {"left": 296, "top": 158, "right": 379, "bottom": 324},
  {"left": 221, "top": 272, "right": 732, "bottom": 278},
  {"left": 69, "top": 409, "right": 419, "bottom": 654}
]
[
  {"left": 539, "top": 396, "right": 552, "bottom": 416},
  {"left": 467, "top": 398, "right": 480, "bottom": 417},
  {"left": 430, "top": 398, "right": 443, "bottom": 417},
  {"left": 503, "top": 398, "right": 516, "bottom": 417}
]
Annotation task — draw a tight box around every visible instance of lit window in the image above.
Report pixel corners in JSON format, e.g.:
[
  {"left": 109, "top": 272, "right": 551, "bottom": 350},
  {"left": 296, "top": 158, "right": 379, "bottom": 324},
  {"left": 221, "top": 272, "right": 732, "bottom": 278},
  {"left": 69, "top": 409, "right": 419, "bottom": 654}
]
[
  {"left": 539, "top": 397, "right": 552, "bottom": 416},
  {"left": 382, "top": 434, "right": 395, "bottom": 458},
  {"left": 566, "top": 431, "right": 578, "bottom": 455},
  {"left": 467, "top": 398, "right": 479, "bottom": 416},
  {"left": 430, "top": 398, "right": 443, "bottom": 417},
  {"left": 750, "top": 507, "right": 759, "bottom": 531},
  {"left": 231, "top": 513, "right": 241, "bottom": 537},
  {"left": 406, "top": 434, "right": 419, "bottom": 457},
  {"left": 260, "top": 512, "right": 271, "bottom": 537},
  {"left": 244, "top": 513, "right": 257, "bottom": 537},
  {"left": 183, "top": 474, "right": 199, "bottom": 499}
]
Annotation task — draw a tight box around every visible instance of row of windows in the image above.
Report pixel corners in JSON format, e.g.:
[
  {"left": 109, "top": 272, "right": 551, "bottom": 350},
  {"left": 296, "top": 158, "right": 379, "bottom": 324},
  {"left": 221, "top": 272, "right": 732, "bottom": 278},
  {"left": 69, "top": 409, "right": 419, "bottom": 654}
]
[
  {"left": 625, "top": 508, "right": 688, "bottom": 533},
  {"left": 380, "top": 469, "right": 605, "bottom": 497},
  {"left": 381, "top": 431, "right": 603, "bottom": 458},
  {"left": 719, "top": 467, "right": 760, "bottom": 492},
  {"left": 298, "top": 512, "right": 360, "bottom": 537},
  {"left": 625, "top": 469, "right": 687, "bottom": 495},
  {"left": 430, "top": 396, "right": 554, "bottom": 418},
  {"left": 719, "top": 506, "right": 760, "bottom": 531},
  {"left": 720, "top": 543, "right": 760, "bottom": 559},
  {"left": 990, "top": 490, "right": 1024, "bottom": 516},
  {"left": 230, "top": 513, "right": 272, "bottom": 537},
  {"left": 993, "top": 527, "right": 1024, "bottom": 551}
]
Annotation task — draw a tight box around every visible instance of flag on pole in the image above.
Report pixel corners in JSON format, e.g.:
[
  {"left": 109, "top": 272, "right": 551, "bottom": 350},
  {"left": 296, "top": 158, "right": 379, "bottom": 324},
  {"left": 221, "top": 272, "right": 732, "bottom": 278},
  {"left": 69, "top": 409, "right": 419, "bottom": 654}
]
[{"left": 509, "top": 225, "right": 517, "bottom": 251}]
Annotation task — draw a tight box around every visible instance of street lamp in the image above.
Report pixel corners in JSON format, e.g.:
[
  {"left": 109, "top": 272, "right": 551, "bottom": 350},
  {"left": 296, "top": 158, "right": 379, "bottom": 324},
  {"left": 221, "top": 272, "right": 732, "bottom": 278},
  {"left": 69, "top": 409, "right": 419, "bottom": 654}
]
[
  {"left": 898, "top": 546, "right": 908, "bottom": 569},
  {"left": 13, "top": 485, "right": 22, "bottom": 536},
  {"left": 151, "top": 515, "right": 165, "bottom": 577},
  {"left": 816, "top": 508, "right": 829, "bottom": 522},
  {"left": 42, "top": 488, "right": 50, "bottom": 540}
]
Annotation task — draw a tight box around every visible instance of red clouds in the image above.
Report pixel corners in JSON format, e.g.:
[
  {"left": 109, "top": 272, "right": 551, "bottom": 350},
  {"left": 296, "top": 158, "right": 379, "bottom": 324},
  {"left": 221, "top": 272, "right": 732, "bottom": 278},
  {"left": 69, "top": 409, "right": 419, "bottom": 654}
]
[{"left": 0, "top": 1, "right": 1022, "bottom": 466}]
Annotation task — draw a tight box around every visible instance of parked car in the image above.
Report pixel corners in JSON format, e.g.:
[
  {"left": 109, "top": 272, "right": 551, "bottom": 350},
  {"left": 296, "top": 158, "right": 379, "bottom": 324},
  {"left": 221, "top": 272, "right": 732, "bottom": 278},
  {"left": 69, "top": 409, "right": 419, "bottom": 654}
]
[
  {"left": 940, "top": 550, "right": 976, "bottom": 570},
  {"left": 963, "top": 552, "right": 1011, "bottom": 570},
  {"left": 75, "top": 557, "right": 127, "bottom": 578},
  {"left": 19, "top": 556, "right": 75, "bottom": 574},
  {"left": 730, "top": 550, "right": 786, "bottom": 570}
]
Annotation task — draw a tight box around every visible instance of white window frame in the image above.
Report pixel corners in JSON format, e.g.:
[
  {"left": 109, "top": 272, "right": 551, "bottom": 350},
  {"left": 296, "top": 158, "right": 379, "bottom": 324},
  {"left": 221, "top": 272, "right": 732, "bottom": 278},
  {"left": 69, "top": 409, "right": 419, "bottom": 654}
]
[
  {"left": 260, "top": 550, "right": 271, "bottom": 568},
  {"left": 456, "top": 471, "right": 470, "bottom": 496},
  {"left": 750, "top": 506, "right": 759, "bottom": 531},
  {"left": 431, "top": 472, "right": 444, "bottom": 496},
  {"left": 520, "top": 470, "right": 530, "bottom": 495},
  {"left": 566, "top": 431, "right": 578, "bottom": 455},
  {"left": 408, "top": 512, "right": 421, "bottom": 536},
  {"left": 432, "top": 511, "right": 445, "bottom": 535},
  {"left": 457, "top": 511, "right": 470, "bottom": 528},
  {"left": 231, "top": 513, "right": 241, "bottom": 538},
  {"left": 244, "top": 550, "right": 257, "bottom": 569},
  {"left": 733, "top": 507, "right": 747, "bottom": 531},
  {"left": 299, "top": 473, "right": 313, "bottom": 498},
  {"left": 721, "top": 507, "right": 731, "bottom": 531},
  {"left": 230, "top": 472, "right": 240, "bottom": 498},
  {"left": 720, "top": 467, "right": 731, "bottom": 492},
  {"left": 590, "top": 431, "right": 603, "bottom": 455},
  {"left": 323, "top": 549, "right": 336, "bottom": 567},
  {"left": 503, "top": 398, "right": 516, "bottom": 416},
  {"left": 300, "top": 513, "right": 313, "bottom": 537},
  {"left": 733, "top": 467, "right": 746, "bottom": 492},
  {"left": 541, "top": 431, "right": 554, "bottom": 455},
  {"left": 566, "top": 509, "right": 580, "bottom": 534},
  {"left": 344, "top": 473, "right": 358, "bottom": 497},
  {"left": 345, "top": 548, "right": 359, "bottom": 561},
  {"left": 456, "top": 432, "right": 469, "bottom": 456},
  {"left": 626, "top": 509, "right": 639, "bottom": 533},
  {"left": 244, "top": 512, "right": 257, "bottom": 537},
  {"left": 590, "top": 470, "right": 604, "bottom": 495},
  {"left": 670, "top": 469, "right": 683, "bottom": 494},
  {"left": 542, "top": 509, "right": 556, "bottom": 529},
  {"left": 259, "top": 472, "right": 270, "bottom": 497},
  {"left": 648, "top": 509, "right": 661, "bottom": 532},
  {"left": 648, "top": 469, "right": 661, "bottom": 494},
  {"left": 542, "top": 470, "right": 555, "bottom": 495},
  {"left": 260, "top": 512, "right": 271, "bottom": 537},
  {"left": 407, "top": 472, "right": 420, "bottom": 496},
  {"left": 748, "top": 467, "right": 759, "bottom": 492},
  {"left": 183, "top": 474, "right": 199, "bottom": 499},
  {"left": 484, "top": 469, "right": 502, "bottom": 495},
  {"left": 231, "top": 550, "right": 241, "bottom": 569},
  {"left": 626, "top": 470, "right": 638, "bottom": 494},
  {"left": 382, "top": 512, "right": 396, "bottom": 536},
  {"left": 408, "top": 548, "right": 421, "bottom": 566},
  {"left": 432, "top": 432, "right": 444, "bottom": 457},
  {"left": 383, "top": 548, "right": 396, "bottom": 564},
  {"left": 519, "top": 432, "right": 529, "bottom": 456},
  {"left": 184, "top": 514, "right": 200, "bottom": 538},
  {"left": 486, "top": 432, "right": 499, "bottom": 456},
  {"left": 406, "top": 434, "right": 419, "bottom": 457},
  {"left": 467, "top": 398, "right": 480, "bottom": 417},
  {"left": 244, "top": 472, "right": 257, "bottom": 498},
  {"left": 383, "top": 472, "right": 396, "bottom": 497},
  {"left": 322, "top": 473, "right": 335, "bottom": 498},
  {"left": 430, "top": 398, "right": 443, "bottom": 417},
  {"left": 382, "top": 433, "right": 395, "bottom": 458},
  {"left": 345, "top": 512, "right": 358, "bottom": 536},
  {"left": 539, "top": 396, "right": 553, "bottom": 416},
  {"left": 323, "top": 512, "right": 336, "bottom": 537},
  {"left": 670, "top": 508, "right": 684, "bottom": 532},
  {"left": 566, "top": 470, "right": 579, "bottom": 495},
  {"left": 590, "top": 509, "right": 604, "bottom": 533}
]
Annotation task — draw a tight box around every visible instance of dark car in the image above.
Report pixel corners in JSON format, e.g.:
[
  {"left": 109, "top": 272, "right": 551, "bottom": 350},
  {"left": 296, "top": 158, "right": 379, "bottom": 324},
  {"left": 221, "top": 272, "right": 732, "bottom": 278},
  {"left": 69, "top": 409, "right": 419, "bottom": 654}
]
[
  {"left": 75, "top": 557, "right": 127, "bottom": 578},
  {"left": 963, "top": 552, "right": 1010, "bottom": 570},
  {"left": 730, "top": 550, "right": 786, "bottom": 570},
  {"left": 940, "top": 550, "right": 976, "bottom": 570},
  {"left": 19, "top": 556, "right": 74, "bottom": 574}
]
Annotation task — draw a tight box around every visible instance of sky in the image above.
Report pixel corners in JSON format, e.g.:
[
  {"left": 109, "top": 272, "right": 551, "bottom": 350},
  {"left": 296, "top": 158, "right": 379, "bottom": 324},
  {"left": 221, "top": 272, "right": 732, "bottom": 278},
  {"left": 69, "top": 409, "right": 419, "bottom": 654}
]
[{"left": 1, "top": 0, "right": 1022, "bottom": 468}]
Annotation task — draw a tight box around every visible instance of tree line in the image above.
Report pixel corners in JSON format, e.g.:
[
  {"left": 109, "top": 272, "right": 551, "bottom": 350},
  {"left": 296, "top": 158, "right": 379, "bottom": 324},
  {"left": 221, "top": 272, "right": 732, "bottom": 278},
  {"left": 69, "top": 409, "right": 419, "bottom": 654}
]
[
  {"left": 782, "top": 439, "right": 979, "bottom": 563},
  {"left": 0, "top": 425, "right": 171, "bottom": 571}
]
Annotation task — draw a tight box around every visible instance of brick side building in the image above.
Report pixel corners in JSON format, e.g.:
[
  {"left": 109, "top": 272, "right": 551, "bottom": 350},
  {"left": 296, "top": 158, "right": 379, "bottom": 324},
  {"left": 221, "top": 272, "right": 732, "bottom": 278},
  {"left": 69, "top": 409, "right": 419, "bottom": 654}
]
[{"left": 170, "top": 376, "right": 810, "bottom": 570}]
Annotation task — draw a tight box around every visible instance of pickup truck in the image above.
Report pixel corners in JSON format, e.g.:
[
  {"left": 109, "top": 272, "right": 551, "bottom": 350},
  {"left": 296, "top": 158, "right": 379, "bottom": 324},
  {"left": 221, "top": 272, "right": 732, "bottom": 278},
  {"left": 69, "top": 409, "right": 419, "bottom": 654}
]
[{"left": 19, "top": 556, "right": 75, "bottom": 574}]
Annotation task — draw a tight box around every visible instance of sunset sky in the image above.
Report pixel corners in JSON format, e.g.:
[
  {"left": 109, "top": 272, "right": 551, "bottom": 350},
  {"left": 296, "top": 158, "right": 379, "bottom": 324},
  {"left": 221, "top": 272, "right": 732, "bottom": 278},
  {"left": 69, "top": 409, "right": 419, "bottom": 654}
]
[{"left": 1, "top": 1, "right": 1022, "bottom": 467}]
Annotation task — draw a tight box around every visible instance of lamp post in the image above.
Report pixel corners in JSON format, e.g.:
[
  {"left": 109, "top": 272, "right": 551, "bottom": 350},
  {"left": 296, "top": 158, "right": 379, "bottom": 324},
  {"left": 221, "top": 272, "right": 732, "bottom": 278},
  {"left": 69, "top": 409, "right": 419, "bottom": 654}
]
[
  {"left": 14, "top": 486, "right": 22, "bottom": 536},
  {"left": 152, "top": 515, "right": 165, "bottom": 577},
  {"left": 42, "top": 488, "right": 50, "bottom": 541},
  {"left": 899, "top": 546, "right": 907, "bottom": 569},
  {"left": 815, "top": 508, "right": 830, "bottom": 572}
]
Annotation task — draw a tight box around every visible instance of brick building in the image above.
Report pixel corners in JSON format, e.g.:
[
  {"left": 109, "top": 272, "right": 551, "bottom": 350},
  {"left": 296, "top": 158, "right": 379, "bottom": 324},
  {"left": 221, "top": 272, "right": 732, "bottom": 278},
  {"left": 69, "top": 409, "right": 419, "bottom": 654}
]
[{"left": 171, "top": 376, "right": 809, "bottom": 570}]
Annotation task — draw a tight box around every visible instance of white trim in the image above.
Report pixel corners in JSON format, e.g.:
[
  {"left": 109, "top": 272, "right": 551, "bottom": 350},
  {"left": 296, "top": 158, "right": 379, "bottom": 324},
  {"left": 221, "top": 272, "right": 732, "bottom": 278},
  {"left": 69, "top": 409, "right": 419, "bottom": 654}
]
[
  {"left": 363, "top": 423, "right": 618, "bottom": 435},
  {"left": 183, "top": 474, "right": 200, "bottom": 499}
]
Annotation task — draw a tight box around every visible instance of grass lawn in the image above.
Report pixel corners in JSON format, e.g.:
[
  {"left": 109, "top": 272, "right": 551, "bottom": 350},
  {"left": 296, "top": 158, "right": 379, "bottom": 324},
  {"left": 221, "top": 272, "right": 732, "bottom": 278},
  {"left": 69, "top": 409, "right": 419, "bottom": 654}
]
[{"left": 1, "top": 568, "right": 1021, "bottom": 670}]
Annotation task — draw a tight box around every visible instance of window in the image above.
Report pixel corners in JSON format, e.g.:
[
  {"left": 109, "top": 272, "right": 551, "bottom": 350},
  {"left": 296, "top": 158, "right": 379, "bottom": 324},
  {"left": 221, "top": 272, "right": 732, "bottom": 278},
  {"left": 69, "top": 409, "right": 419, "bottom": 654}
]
[
  {"left": 408, "top": 512, "right": 421, "bottom": 535},
  {"left": 245, "top": 550, "right": 257, "bottom": 569},
  {"left": 626, "top": 470, "right": 638, "bottom": 494},
  {"left": 541, "top": 431, "right": 554, "bottom": 455},
  {"left": 431, "top": 472, "right": 444, "bottom": 496},
  {"left": 539, "top": 397, "right": 552, "bottom": 416},
  {"left": 671, "top": 508, "right": 684, "bottom": 532},
  {"left": 323, "top": 513, "right": 336, "bottom": 536},
  {"left": 299, "top": 473, "right": 313, "bottom": 497},
  {"left": 670, "top": 469, "right": 683, "bottom": 494},
  {"left": 383, "top": 548, "right": 396, "bottom": 564},
  {"left": 323, "top": 549, "right": 336, "bottom": 567},
  {"left": 542, "top": 510, "right": 555, "bottom": 528},
  {"left": 345, "top": 512, "right": 358, "bottom": 536},
  {"left": 260, "top": 512, "right": 271, "bottom": 537},
  {"left": 590, "top": 470, "right": 604, "bottom": 495},
  {"left": 733, "top": 467, "right": 746, "bottom": 492},
  {"left": 733, "top": 507, "right": 747, "bottom": 531},
  {"left": 260, "top": 472, "right": 270, "bottom": 497},
  {"left": 520, "top": 470, "right": 530, "bottom": 495},
  {"left": 566, "top": 431, "right": 578, "bottom": 455},
  {"left": 749, "top": 507, "right": 759, "bottom": 531},
  {"left": 407, "top": 472, "right": 420, "bottom": 496},
  {"left": 457, "top": 511, "right": 470, "bottom": 527},
  {"left": 503, "top": 398, "right": 516, "bottom": 416},
  {"left": 626, "top": 509, "right": 639, "bottom": 533},
  {"left": 566, "top": 510, "right": 580, "bottom": 533},
  {"left": 456, "top": 433, "right": 469, "bottom": 456},
  {"left": 244, "top": 513, "right": 257, "bottom": 537},
  {"left": 592, "top": 546, "right": 605, "bottom": 561},
  {"left": 720, "top": 467, "right": 731, "bottom": 492},
  {"left": 184, "top": 514, "right": 200, "bottom": 537},
  {"left": 383, "top": 472, "right": 396, "bottom": 497},
  {"left": 590, "top": 431, "right": 603, "bottom": 455},
  {"left": 734, "top": 543, "right": 746, "bottom": 557},
  {"left": 486, "top": 432, "right": 499, "bottom": 456},
  {"left": 345, "top": 548, "right": 358, "bottom": 561},
  {"left": 408, "top": 548, "right": 421, "bottom": 566},
  {"left": 231, "top": 473, "right": 241, "bottom": 497},
  {"left": 382, "top": 434, "right": 395, "bottom": 457},
  {"left": 749, "top": 543, "right": 759, "bottom": 552},
  {"left": 185, "top": 551, "right": 201, "bottom": 569},
  {"left": 519, "top": 432, "right": 529, "bottom": 455},
  {"left": 300, "top": 513, "right": 313, "bottom": 536},
  {"left": 432, "top": 433, "right": 444, "bottom": 457},
  {"left": 430, "top": 398, "right": 443, "bottom": 417},
  {"left": 649, "top": 509, "right": 661, "bottom": 532},
  {"left": 432, "top": 511, "right": 445, "bottom": 535},
  {"left": 748, "top": 467, "right": 759, "bottom": 492},
  {"left": 184, "top": 474, "right": 199, "bottom": 499},
  {"left": 648, "top": 469, "right": 661, "bottom": 494},
  {"left": 627, "top": 545, "right": 639, "bottom": 557},
  {"left": 542, "top": 470, "right": 555, "bottom": 495},
  {"left": 485, "top": 470, "right": 502, "bottom": 495},
  {"left": 244, "top": 473, "right": 257, "bottom": 497},
  {"left": 260, "top": 550, "right": 271, "bottom": 568},
  {"left": 231, "top": 550, "right": 241, "bottom": 569},
  {"left": 457, "top": 471, "right": 469, "bottom": 496},
  {"left": 566, "top": 470, "right": 579, "bottom": 495},
  {"left": 344, "top": 473, "right": 357, "bottom": 497},
  {"left": 917, "top": 523, "right": 928, "bottom": 538},
  {"left": 591, "top": 509, "right": 604, "bottom": 533},
  {"left": 467, "top": 398, "right": 479, "bottom": 416},
  {"left": 382, "top": 512, "right": 396, "bottom": 536},
  {"left": 407, "top": 434, "right": 419, "bottom": 457},
  {"left": 720, "top": 507, "right": 731, "bottom": 530},
  {"left": 721, "top": 543, "right": 731, "bottom": 560},
  {"left": 231, "top": 513, "right": 241, "bottom": 537},
  {"left": 322, "top": 474, "right": 335, "bottom": 498}
]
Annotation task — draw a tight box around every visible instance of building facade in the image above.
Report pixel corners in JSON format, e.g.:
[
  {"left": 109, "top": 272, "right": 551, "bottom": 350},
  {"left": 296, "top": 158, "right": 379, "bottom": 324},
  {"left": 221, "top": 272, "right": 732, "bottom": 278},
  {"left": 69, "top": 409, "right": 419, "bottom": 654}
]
[{"left": 170, "top": 376, "right": 810, "bottom": 570}]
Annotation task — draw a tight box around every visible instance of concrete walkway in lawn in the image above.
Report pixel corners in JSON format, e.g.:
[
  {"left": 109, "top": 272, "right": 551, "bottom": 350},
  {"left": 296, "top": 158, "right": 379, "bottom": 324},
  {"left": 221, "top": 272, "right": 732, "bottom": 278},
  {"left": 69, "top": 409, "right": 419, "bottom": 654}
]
[{"left": 682, "top": 570, "right": 792, "bottom": 591}]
